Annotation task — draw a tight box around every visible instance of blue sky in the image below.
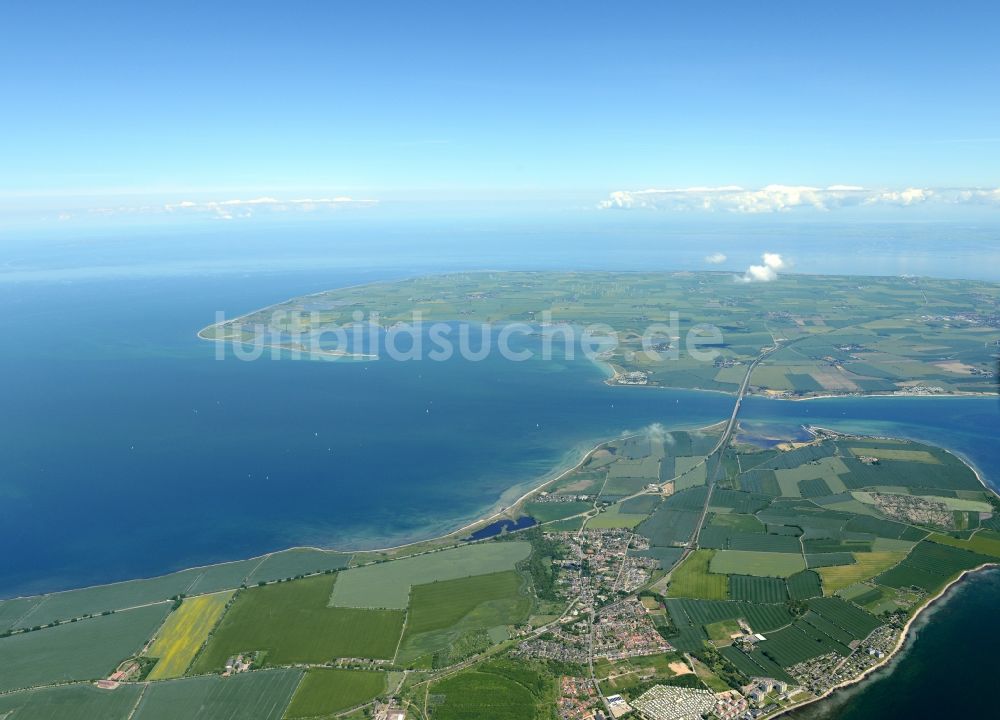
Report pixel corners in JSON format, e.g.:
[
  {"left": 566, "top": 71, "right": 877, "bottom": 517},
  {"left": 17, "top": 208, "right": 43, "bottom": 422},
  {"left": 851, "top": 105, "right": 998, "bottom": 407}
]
[{"left": 2, "top": 1, "right": 1000, "bottom": 228}]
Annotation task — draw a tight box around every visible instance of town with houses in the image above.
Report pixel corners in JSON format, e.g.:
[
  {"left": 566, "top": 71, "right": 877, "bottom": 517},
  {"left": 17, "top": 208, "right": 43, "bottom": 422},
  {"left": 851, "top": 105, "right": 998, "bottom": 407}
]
[
  {"left": 503, "top": 522, "right": 909, "bottom": 720},
  {"left": 54, "top": 421, "right": 984, "bottom": 720}
]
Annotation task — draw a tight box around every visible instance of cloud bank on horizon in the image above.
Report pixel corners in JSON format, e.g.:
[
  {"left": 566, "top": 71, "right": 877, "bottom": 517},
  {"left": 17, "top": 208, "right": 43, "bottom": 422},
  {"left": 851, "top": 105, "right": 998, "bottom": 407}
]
[
  {"left": 71, "top": 196, "right": 378, "bottom": 222},
  {"left": 164, "top": 196, "right": 377, "bottom": 220},
  {"left": 599, "top": 184, "right": 1000, "bottom": 213}
]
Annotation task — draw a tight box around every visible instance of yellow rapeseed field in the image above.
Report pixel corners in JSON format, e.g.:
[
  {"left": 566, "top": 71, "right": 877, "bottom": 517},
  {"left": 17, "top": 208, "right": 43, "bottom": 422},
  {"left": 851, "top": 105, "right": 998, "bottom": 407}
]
[
  {"left": 146, "top": 590, "right": 233, "bottom": 679},
  {"left": 818, "top": 552, "right": 909, "bottom": 594}
]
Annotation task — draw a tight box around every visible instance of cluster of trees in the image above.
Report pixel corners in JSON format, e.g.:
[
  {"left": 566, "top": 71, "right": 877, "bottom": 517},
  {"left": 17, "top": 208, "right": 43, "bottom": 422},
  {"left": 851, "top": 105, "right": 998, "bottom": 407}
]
[
  {"left": 692, "top": 645, "right": 749, "bottom": 690},
  {"left": 519, "top": 529, "right": 564, "bottom": 601},
  {"left": 786, "top": 599, "right": 808, "bottom": 616},
  {"left": 637, "top": 591, "right": 678, "bottom": 641}
]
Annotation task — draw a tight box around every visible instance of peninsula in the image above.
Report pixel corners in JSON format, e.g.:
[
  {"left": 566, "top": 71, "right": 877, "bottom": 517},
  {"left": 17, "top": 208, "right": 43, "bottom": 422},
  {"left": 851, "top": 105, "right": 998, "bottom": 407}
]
[{"left": 200, "top": 271, "right": 1000, "bottom": 398}]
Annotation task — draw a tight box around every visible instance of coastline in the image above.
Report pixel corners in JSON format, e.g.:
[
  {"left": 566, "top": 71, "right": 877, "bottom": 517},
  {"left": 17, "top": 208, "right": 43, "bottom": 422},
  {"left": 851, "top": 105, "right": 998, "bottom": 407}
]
[
  {"left": 0, "top": 413, "right": 704, "bottom": 606},
  {"left": 4, "top": 389, "right": 995, "bottom": 605},
  {"left": 777, "top": 389, "right": 998, "bottom": 402},
  {"left": 764, "top": 422, "right": 1000, "bottom": 717},
  {"left": 349, "top": 433, "right": 612, "bottom": 556},
  {"left": 805, "top": 424, "right": 999, "bottom": 496},
  {"left": 2, "top": 398, "right": 997, "bottom": 716},
  {"left": 194, "top": 276, "right": 997, "bottom": 403},
  {"left": 194, "top": 274, "right": 404, "bottom": 361},
  {"left": 0, "top": 433, "right": 613, "bottom": 605},
  {"left": 771, "top": 561, "right": 1000, "bottom": 720},
  {"left": 598, "top": 376, "right": 995, "bottom": 403},
  {"left": 194, "top": 276, "right": 401, "bottom": 341}
]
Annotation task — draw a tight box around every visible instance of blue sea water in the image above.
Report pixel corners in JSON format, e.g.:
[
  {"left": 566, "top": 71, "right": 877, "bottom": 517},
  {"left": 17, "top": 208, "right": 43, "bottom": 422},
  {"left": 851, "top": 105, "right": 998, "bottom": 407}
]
[
  {"left": 787, "top": 568, "right": 1000, "bottom": 720},
  {"left": 1, "top": 271, "right": 741, "bottom": 596},
  {"left": 741, "top": 395, "right": 1000, "bottom": 487},
  {"left": 0, "top": 269, "right": 997, "bottom": 597},
  {"left": 1, "top": 227, "right": 998, "bottom": 717}
]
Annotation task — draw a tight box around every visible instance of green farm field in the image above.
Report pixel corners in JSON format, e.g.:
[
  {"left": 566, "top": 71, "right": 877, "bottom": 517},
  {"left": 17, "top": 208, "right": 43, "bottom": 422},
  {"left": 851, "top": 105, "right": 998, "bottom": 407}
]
[
  {"left": 876, "top": 541, "right": 994, "bottom": 593},
  {"left": 398, "top": 570, "right": 531, "bottom": 663},
  {"left": 586, "top": 504, "right": 649, "bottom": 529},
  {"left": 0, "top": 603, "right": 171, "bottom": 693},
  {"left": 523, "top": 501, "right": 592, "bottom": 523},
  {"left": 709, "top": 550, "right": 806, "bottom": 578},
  {"left": 705, "top": 618, "right": 742, "bottom": 641},
  {"left": 133, "top": 669, "right": 302, "bottom": 720},
  {"left": 708, "top": 513, "right": 766, "bottom": 533},
  {"left": 816, "top": 552, "right": 910, "bottom": 594},
  {"left": 245, "top": 548, "right": 351, "bottom": 585},
  {"left": 329, "top": 542, "right": 531, "bottom": 609},
  {"left": 0, "top": 683, "right": 145, "bottom": 720},
  {"left": 847, "top": 446, "right": 940, "bottom": 463},
  {"left": 0, "top": 597, "right": 44, "bottom": 634},
  {"left": 2, "top": 559, "right": 259, "bottom": 632},
  {"left": 191, "top": 574, "right": 404, "bottom": 671},
  {"left": 284, "top": 669, "right": 386, "bottom": 718},
  {"left": 728, "top": 574, "right": 788, "bottom": 603},
  {"left": 213, "top": 272, "right": 1000, "bottom": 395},
  {"left": 429, "top": 660, "right": 554, "bottom": 720},
  {"left": 667, "top": 550, "right": 728, "bottom": 600},
  {"left": 786, "top": 570, "right": 824, "bottom": 600},
  {"left": 928, "top": 531, "right": 1000, "bottom": 558}
]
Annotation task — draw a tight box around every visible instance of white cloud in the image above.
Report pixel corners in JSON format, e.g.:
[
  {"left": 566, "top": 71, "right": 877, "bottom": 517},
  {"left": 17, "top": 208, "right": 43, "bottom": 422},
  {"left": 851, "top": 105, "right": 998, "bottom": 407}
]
[
  {"left": 76, "top": 195, "right": 378, "bottom": 222},
  {"left": 761, "top": 253, "right": 784, "bottom": 270},
  {"left": 950, "top": 187, "right": 1000, "bottom": 203},
  {"left": 705, "top": 252, "right": 727, "bottom": 264},
  {"left": 865, "top": 188, "right": 932, "bottom": 206},
  {"left": 164, "top": 196, "right": 377, "bottom": 219},
  {"left": 740, "top": 252, "right": 785, "bottom": 283},
  {"left": 599, "top": 185, "right": 1000, "bottom": 213}
]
